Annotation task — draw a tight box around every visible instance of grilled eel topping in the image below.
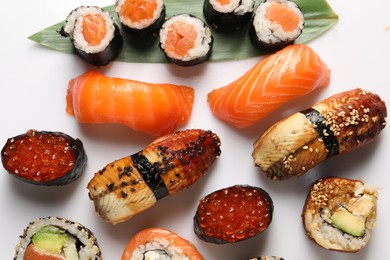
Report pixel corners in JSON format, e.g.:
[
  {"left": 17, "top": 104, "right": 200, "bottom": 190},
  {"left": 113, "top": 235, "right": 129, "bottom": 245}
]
[
  {"left": 87, "top": 129, "right": 221, "bottom": 225},
  {"left": 252, "top": 88, "right": 387, "bottom": 180}
]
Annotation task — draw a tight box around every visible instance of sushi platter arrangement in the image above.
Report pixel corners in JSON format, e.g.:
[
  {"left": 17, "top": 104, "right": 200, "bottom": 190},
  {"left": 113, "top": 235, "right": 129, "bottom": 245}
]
[{"left": 1, "top": 0, "right": 390, "bottom": 259}]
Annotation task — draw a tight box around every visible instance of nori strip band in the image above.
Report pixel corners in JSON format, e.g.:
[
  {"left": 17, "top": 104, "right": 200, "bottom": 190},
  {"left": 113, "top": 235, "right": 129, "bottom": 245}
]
[
  {"left": 301, "top": 108, "right": 340, "bottom": 157},
  {"left": 131, "top": 152, "right": 169, "bottom": 200}
]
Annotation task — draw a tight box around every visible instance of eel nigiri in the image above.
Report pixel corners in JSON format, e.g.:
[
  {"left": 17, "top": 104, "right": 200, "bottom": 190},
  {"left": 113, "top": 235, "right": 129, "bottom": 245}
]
[
  {"left": 207, "top": 44, "right": 330, "bottom": 128},
  {"left": 121, "top": 227, "right": 203, "bottom": 260},
  {"left": 87, "top": 129, "right": 221, "bottom": 225},
  {"left": 252, "top": 89, "right": 387, "bottom": 180},
  {"left": 66, "top": 70, "right": 195, "bottom": 136}
]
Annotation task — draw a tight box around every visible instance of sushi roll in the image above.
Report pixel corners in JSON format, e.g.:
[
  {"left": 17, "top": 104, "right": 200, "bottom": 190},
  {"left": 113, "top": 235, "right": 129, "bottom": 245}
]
[
  {"left": 116, "top": 0, "right": 166, "bottom": 37},
  {"left": 1, "top": 129, "right": 87, "bottom": 186},
  {"left": 121, "top": 227, "right": 203, "bottom": 260},
  {"left": 14, "top": 216, "right": 101, "bottom": 259},
  {"left": 249, "top": 0, "right": 304, "bottom": 51},
  {"left": 203, "top": 0, "right": 255, "bottom": 30},
  {"left": 59, "top": 6, "right": 123, "bottom": 66},
  {"left": 159, "top": 14, "right": 213, "bottom": 66},
  {"left": 194, "top": 185, "right": 273, "bottom": 244},
  {"left": 302, "top": 177, "right": 378, "bottom": 252}
]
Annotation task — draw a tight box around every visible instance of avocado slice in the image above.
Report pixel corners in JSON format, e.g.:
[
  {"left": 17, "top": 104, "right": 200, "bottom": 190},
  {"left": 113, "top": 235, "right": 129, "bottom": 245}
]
[
  {"left": 330, "top": 208, "right": 365, "bottom": 237},
  {"left": 31, "top": 226, "right": 71, "bottom": 254}
]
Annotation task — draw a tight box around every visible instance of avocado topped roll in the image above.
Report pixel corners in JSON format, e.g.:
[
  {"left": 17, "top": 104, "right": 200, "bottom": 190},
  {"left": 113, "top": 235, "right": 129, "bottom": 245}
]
[
  {"left": 302, "top": 177, "right": 378, "bottom": 252},
  {"left": 14, "top": 216, "right": 101, "bottom": 260}
]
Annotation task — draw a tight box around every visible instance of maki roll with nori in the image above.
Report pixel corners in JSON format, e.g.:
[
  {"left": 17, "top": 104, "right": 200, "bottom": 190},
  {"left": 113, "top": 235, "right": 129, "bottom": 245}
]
[
  {"left": 302, "top": 177, "right": 378, "bottom": 252},
  {"left": 14, "top": 216, "right": 101, "bottom": 259},
  {"left": 194, "top": 185, "right": 273, "bottom": 243},
  {"left": 1, "top": 129, "right": 87, "bottom": 186},
  {"left": 59, "top": 6, "right": 123, "bottom": 66},
  {"left": 116, "top": 0, "right": 166, "bottom": 38},
  {"left": 249, "top": 0, "right": 304, "bottom": 51},
  {"left": 203, "top": 0, "right": 255, "bottom": 30},
  {"left": 159, "top": 14, "right": 213, "bottom": 66}
]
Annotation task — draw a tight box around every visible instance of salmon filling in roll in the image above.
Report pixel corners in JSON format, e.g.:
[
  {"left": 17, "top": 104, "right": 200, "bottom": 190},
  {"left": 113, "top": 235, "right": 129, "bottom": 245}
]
[
  {"left": 159, "top": 14, "right": 213, "bottom": 66},
  {"left": 250, "top": 0, "right": 304, "bottom": 50}
]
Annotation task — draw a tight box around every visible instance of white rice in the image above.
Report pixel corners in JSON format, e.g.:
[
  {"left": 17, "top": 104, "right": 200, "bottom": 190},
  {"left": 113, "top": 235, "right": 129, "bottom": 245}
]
[
  {"left": 116, "top": 0, "right": 164, "bottom": 30},
  {"left": 252, "top": 0, "right": 304, "bottom": 44},
  {"left": 209, "top": 0, "right": 255, "bottom": 15},
  {"left": 159, "top": 14, "right": 212, "bottom": 62},
  {"left": 131, "top": 237, "right": 190, "bottom": 260}
]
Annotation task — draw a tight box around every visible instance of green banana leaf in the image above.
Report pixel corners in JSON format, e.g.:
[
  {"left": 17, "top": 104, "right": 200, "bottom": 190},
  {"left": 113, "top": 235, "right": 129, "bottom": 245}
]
[{"left": 28, "top": 0, "right": 338, "bottom": 63}]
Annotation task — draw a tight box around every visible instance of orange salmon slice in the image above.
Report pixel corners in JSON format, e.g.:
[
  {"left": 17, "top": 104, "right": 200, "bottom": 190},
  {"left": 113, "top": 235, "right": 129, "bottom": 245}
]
[
  {"left": 24, "top": 244, "right": 65, "bottom": 260},
  {"left": 120, "top": 0, "right": 157, "bottom": 23},
  {"left": 82, "top": 14, "right": 107, "bottom": 46},
  {"left": 207, "top": 44, "right": 331, "bottom": 128},
  {"left": 165, "top": 21, "right": 198, "bottom": 58},
  {"left": 216, "top": 0, "right": 231, "bottom": 5},
  {"left": 66, "top": 70, "right": 194, "bottom": 136},
  {"left": 266, "top": 2, "right": 300, "bottom": 32}
]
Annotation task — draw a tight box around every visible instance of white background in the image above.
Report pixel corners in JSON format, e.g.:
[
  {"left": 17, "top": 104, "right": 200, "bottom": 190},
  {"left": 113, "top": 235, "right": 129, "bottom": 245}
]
[{"left": 1, "top": 0, "right": 389, "bottom": 259}]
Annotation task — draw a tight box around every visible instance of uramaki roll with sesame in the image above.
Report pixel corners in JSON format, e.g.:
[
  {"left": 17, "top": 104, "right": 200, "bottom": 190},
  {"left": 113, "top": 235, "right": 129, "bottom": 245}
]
[
  {"left": 302, "top": 177, "right": 378, "bottom": 252},
  {"left": 252, "top": 88, "right": 387, "bottom": 180},
  {"left": 14, "top": 216, "right": 101, "bottom": 259}
]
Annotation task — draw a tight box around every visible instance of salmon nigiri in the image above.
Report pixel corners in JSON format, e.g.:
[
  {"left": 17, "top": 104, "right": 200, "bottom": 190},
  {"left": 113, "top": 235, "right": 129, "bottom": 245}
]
[
  {"left": 207, "top": 44, "right": 331, "bottom": 128},
  {"left": 121, "top": 227, "right": 203, "bottom": 260},
  {"left": 66, "top": 70, "right": 194, "bottom": 136}
]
